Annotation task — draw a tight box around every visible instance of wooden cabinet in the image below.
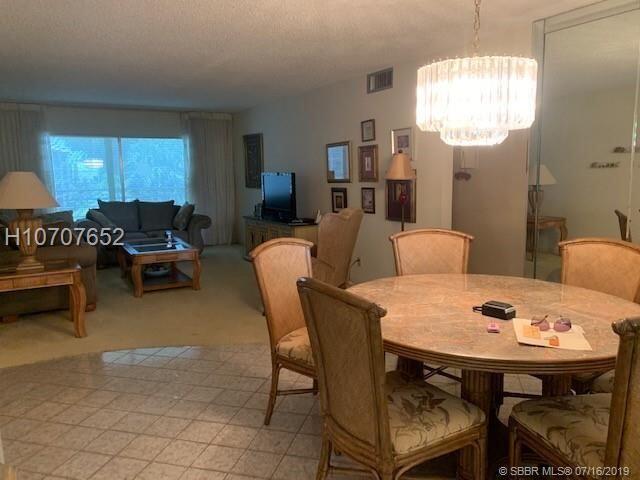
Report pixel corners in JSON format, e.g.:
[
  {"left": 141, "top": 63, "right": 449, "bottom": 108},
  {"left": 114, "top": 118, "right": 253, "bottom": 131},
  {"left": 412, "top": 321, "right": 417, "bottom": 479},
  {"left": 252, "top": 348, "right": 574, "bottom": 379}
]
[{"left": 244, "top": 216, "right": 318, "bottom": 257}]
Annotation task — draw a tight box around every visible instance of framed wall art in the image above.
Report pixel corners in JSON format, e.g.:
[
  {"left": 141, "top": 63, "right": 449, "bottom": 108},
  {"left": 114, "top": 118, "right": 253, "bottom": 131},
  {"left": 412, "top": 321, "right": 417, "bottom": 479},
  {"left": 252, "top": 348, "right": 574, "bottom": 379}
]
[
  {"left": 243, "top": 133, "right": 263, "bottom": 189},
  {"left": 326, "top": 141, "right": 351, "bottom": 183},
  {"left": 361, "top": 119, "right": 376, "bottom": 142},
  {"left": 358, "top": 144, "right": 378, "bottom": 182},
  {"left": 331, "top": 187, "right": 348, "bottom": 213},
  {"left": 391, "top": 127, "right": 413, "bottom": 158},
  {"left": 361, "top": 187, "right": 376, "bottom": 214},
  {"left": 386, "top": 176, "right": 416, "bottom": 224}
]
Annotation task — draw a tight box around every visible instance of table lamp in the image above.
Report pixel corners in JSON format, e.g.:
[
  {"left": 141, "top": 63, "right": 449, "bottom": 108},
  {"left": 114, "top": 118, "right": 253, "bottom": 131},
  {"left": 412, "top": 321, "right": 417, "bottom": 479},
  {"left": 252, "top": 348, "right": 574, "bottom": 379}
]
[
  {"left": 0, "top": 171, "right": 59, "bottom": 272},
  {"left": 528, "top": 164, "right": 556, "bottom": 216},
  {"left": 386, "top": 151, "right": 416, "bottom": 231}
]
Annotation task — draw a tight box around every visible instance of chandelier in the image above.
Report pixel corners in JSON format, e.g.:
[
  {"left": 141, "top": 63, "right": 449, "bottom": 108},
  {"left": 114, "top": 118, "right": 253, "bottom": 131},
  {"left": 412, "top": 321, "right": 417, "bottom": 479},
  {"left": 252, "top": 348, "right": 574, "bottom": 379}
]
[{"left": 416, "top": 0, "right": 538, "bottom": 146}]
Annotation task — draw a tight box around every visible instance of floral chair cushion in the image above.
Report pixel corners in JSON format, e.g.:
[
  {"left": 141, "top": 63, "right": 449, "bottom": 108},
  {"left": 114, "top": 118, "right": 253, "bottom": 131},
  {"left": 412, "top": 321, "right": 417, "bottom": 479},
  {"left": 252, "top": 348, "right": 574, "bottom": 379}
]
[
  {"left": 385, "top": 372, "right": 485, "bottom": 455},
  {"left": 276, "top": 327, "right": 314, "bottom": 367},
  {"left": 591, "top": 371, "right": 614, "bottom": 394},
  {"left": 511, "top": 393, "right": 611, "bottom": 471}
]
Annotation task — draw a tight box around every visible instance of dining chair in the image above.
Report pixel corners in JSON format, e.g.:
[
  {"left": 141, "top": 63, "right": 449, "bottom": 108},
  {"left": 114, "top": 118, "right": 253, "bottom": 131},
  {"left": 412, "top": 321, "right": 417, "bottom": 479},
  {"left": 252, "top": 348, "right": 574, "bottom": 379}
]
[
  {"left": 297, "top": 276, "right": 487, "bottom": 480},
  {"left": 559, "top": 238, "right": 640, "bottom": 394},
  {"left": 615, "top": 209, "right": 631, "bottom": 242},
  {"left": 249, "top": 238, "right": 317, "bottom": 425},
  {"left": 509, "top": 317, "right": 640, "bottom": 478},
  {"left": 389, "top": 228, "right": 474, "bottom": 276},
  {"left": 389, "top": 228, "right": 473, "bottom": 382},
  {"left": 312, "top": 207, "right": 364, "bottom": 288}
]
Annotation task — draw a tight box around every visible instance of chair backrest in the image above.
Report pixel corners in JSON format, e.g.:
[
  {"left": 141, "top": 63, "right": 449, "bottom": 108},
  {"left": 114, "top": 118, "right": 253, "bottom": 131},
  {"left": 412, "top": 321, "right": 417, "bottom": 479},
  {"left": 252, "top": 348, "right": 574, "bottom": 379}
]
[
  {"left": 315, "top": 208, "right": 364, "bottom": 287},
  {"left": 389, "top": 228, "right": 474, "bottom": 276},
  {"left": 297, "top": 277, "right": 392, "bottom": 463},
  {"left": 559, "top": 238, "right": 640, "bottom": 303},
  {"left": 605, "top": 317, "right": 640, "bottom": 473},
  {"left": 614, "top": 209, "right": 631, "bottom": 242},
  {"left": 250, "top": 238, "right": 313, "bottom": 349}
]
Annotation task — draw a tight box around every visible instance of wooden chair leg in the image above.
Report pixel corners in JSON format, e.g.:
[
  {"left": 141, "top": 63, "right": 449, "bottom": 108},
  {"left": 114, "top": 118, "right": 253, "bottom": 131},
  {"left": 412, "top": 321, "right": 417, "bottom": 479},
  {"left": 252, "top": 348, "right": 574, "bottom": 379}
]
[
  {"left": 316, "top": 436, "right": 332, "bottom": 480},
  {"left": 264, "top": 362, "right": 281, "bottom": 425},
  {"left": 312, "top": 378, "right": 318, "bottom": 395},
  {"left": 509, "top": 420, "right": 521, "bottom": 480},
  {"left": 473, "top": 434, "right": 487, "bottom": 480}
]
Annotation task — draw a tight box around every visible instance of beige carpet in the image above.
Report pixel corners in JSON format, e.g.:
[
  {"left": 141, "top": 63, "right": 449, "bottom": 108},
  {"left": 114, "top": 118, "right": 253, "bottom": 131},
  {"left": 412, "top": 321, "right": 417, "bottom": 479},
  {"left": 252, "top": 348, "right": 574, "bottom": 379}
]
[{"left": 0, "top": 246, "right": 269, "bottom": 368}]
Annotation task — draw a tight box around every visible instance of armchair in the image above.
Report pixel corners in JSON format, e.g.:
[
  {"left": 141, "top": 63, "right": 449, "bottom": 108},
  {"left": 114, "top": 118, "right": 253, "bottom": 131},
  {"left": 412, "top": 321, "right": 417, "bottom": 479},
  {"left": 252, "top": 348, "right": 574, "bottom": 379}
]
[{"left": 312, "top": 208, "right": 363, "bottom": 288}]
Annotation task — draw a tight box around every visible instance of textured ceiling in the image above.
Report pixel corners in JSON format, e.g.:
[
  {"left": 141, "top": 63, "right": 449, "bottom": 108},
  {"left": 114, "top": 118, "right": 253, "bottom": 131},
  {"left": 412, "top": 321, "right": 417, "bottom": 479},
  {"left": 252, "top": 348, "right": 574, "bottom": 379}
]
[{"left": 0, "top": 0, "right": 594, "bottom": 111}]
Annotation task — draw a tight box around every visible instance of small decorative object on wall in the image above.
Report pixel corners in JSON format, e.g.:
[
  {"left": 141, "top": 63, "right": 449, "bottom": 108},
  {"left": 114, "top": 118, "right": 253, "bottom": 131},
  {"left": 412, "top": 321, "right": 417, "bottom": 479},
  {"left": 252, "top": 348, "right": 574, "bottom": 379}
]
[
  {"left": 361, "top": 119, "right": 376, "bottom": 142},
  {"left": 358, "top": 144, "right": 378, "bottom": 182},
  {"left": 331, "top": 187, "right": 348, "bottom": 213},
  {"left": 361, "top": 187, "right": 376, "bottom": 214},
  {"left": 243, "top": 133, "right": 263, "bottom": 189},
  {"left": 326, "top": 141, "right": 351, "bottom": 183},
  {"left": 391, "top": 127, "right": 413, "bottom": 157},
  {"left": 386, "top": 178, "right": 416, "bottom": 226}
]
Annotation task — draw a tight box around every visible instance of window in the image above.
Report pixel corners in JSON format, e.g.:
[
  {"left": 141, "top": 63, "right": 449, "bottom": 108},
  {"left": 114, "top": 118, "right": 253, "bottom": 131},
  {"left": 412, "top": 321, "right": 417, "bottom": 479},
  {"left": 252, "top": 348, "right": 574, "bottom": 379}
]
[{"left": 49, "top": 136, "right": 187, "bottom": 218}]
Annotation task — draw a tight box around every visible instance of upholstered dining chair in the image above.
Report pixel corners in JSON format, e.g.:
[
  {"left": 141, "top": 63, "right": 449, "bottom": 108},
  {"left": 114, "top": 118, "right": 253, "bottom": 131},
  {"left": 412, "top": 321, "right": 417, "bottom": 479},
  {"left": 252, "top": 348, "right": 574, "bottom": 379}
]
[
  {"left": 297, "top": 277, "right": 487, "bottom": 480},
  {"left": 509, "top": 317, "right": 640, "bottom": 478},
  {"left": 312, "top": 208, "right": 363, "bottom": 288},
  {"left": 389, "top": 228, "right": 474, "bottom": 276},
  {"left": 559, "top": 238, "right": 640, "bottom": 394},
  {"left": 250, "top": 238, "right": 317, "bottom": 425},
  {"left": 615, "top": 209, "right": 631, "bottom": 242}
]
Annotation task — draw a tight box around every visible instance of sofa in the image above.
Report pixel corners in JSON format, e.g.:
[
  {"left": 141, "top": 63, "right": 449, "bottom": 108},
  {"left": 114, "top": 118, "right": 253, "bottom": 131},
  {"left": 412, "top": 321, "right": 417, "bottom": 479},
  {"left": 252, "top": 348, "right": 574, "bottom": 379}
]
[
  {"left": 76, "top": 199, "right": 211, "bottom": 267},
  {"left": 0, "top": 210, "right": 97, "bottom": 318}
]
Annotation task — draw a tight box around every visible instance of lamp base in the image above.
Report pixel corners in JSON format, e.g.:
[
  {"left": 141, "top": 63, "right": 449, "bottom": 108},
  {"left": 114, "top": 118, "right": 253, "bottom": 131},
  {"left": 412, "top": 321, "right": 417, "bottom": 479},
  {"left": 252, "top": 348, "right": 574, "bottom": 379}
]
[{"left": 9, "top": 209, "right": 45, "bottom": 273}]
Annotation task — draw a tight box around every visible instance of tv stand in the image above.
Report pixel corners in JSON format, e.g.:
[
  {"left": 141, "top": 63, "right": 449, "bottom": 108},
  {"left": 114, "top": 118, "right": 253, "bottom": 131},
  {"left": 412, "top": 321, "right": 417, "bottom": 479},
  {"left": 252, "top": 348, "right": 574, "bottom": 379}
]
[{"left": 243, "top": 216, "right": 318, "bottom": 259}]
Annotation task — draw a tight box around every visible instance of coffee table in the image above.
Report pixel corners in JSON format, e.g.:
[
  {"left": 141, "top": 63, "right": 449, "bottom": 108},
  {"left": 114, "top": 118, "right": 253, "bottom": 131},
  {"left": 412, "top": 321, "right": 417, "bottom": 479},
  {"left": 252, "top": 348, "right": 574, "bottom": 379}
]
[{"left": 117, "top": 237, "right": 201, "bottom": 298}]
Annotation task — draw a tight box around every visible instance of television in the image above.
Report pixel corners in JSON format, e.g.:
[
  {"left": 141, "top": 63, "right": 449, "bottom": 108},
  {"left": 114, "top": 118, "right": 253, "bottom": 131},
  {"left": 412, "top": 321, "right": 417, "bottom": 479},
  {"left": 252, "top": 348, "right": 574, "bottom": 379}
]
[{"left": 261, "top": 172, "right": 296, "bottom": 221}]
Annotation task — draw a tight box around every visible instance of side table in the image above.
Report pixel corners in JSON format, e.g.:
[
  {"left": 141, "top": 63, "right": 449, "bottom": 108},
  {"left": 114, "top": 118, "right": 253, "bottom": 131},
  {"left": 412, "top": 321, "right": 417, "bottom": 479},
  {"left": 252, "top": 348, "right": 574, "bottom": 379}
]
[
  {"left": 0, "top": 260, "right": 87, "bottom": 337},
  {"left": 526, "top": 215, "right": 568, "bottom": 259}
]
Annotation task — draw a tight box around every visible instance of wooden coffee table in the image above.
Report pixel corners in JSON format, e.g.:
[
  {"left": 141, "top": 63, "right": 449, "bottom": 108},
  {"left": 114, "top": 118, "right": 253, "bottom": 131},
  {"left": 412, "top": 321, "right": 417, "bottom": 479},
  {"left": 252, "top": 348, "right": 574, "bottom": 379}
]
[
  {"left": 117, "top": 237, "right": 201, "bottom": 298},
  {"left": 0, "top": 259, "right": 87, "bottom": 337}
]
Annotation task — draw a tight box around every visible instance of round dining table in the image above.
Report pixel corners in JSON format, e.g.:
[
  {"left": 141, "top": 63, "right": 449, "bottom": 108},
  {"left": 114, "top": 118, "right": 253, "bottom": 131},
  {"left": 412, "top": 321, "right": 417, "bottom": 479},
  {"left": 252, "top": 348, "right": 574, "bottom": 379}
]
[{"left": 349, "top": 273, "right": 640, "bottom": 479}]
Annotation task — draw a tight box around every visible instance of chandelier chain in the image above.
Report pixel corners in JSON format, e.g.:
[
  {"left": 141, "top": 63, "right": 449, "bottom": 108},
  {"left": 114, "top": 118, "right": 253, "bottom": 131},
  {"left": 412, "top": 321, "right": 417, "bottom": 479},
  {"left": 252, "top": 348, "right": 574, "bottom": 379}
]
[{"left": 472, "top": 0, "right": 481, "bottom": 55}]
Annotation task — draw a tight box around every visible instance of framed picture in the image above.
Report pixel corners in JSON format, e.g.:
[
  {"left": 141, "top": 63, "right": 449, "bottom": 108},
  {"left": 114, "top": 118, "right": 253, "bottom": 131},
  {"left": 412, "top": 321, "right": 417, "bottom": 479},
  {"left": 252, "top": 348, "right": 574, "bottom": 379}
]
[
  {"left": 361, "top": 119, "right": 376, "bottom": 142},
  {"left": 331, "top": 187, "right": 348, "bottom": 213},
  {"left": 386, "top": 176, "right": 416, "bottom": 223},
  {"left": 243, "top": 133, "right": 263, "bottom": 189},
  {"left": 326, "top": 141, "right": 351, "bottom": 182},
  {"left": 358, "top": 144, "right": 378, "bottom": 182},
  {"left": 391, "top": 127, "right": 413, "bottom": 157},
  {"left": 361, "top": 187, "right": 376, "bottom": 214}
]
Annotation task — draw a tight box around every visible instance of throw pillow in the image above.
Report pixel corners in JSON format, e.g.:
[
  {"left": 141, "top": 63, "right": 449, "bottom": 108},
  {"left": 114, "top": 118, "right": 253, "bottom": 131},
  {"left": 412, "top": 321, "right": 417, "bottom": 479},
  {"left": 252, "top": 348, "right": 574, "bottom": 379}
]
[
  {"left": 87, "top": 209, "right": 117, "bottom": 228},
  {"left": 98, "top": 199, "right": 140, "bottom": 231},
  {"left": 138, "top": 200, "right": 175, "bottom": 232},
  {"left": 173, "top": 203, "right": 195, "bottom": 230}
]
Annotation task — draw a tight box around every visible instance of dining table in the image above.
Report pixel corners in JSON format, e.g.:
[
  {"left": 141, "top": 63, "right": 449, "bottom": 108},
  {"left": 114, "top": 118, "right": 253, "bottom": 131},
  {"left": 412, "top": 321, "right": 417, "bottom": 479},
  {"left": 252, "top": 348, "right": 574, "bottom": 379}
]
[{"left": 349, "top": 273, "right": 640, "bottom": 480}]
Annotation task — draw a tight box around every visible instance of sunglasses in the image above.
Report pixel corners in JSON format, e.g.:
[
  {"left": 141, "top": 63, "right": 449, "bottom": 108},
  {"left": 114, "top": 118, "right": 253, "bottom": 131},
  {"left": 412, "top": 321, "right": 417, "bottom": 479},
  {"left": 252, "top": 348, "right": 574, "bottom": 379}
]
[{"left": 530, "top": 315, "right": 572, "bottom": 333}]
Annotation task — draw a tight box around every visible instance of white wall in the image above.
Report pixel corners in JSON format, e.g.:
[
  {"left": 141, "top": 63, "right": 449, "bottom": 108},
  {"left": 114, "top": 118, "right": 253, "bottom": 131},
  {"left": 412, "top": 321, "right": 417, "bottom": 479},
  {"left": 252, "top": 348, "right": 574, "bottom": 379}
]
[
  {"left": 539, "top": 86, "right": 637, "bottom": 247},
  {"left": 233, "top": 61, "right": 453, "bottom": 282}
]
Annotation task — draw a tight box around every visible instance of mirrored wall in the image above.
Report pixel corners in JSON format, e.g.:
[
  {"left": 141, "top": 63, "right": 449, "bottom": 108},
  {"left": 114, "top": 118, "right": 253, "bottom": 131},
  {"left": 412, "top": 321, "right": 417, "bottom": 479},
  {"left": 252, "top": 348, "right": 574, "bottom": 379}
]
[{"left": 527, "top": 0, "right": 640, "bottom": 280}]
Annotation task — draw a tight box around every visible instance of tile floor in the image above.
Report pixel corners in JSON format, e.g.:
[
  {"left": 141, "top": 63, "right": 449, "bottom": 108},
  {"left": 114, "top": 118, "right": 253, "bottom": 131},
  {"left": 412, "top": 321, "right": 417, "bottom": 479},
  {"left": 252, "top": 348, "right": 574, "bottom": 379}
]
[{"left": 0, "top": 344, "right": 541, "bottom": 479}]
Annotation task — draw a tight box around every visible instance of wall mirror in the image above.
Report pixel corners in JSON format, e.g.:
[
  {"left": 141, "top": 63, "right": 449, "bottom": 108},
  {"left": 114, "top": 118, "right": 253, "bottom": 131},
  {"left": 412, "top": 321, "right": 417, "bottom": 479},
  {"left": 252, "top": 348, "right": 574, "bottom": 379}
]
[
  {"left": 326, "top": 141, "right": 351, "bottom": 182},
  {"left": 527, "top": 0, "right": 640, "bottom": 280}
]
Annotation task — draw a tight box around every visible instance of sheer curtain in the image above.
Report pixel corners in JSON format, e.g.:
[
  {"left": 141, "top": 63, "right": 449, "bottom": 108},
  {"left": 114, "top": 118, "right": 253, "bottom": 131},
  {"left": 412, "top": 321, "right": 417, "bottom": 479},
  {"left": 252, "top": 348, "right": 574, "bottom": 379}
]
[
  {"left": 0, "top": 104, "right": 51, "bottom": 187},
  {"left": 183, "top": 113, "right": 234, "bottom": 245}
]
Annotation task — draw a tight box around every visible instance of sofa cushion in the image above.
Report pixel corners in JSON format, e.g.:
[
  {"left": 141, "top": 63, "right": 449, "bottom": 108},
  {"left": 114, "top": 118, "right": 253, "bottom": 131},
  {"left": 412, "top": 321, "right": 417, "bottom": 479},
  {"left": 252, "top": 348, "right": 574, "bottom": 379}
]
[
  {"left": 98, "top": 200, "right": 140, "bottom": 231},
  {"left": 41, "top": 210, "right": 74, "bottom": 225},
  {"left": 87, "top": 209, "right": 116, "bottom": 228},
  {"left": 36, "top": 244, "right": 97, "bottom": 268},
  {"left": 173, "top": 203, "right": 195, "bottom": 230},
  {"left": 139, "top": 201, "right": 175, "bottom": 232},
  {"left": 123, "top": 232, "right": 149, "bottom": 242},
  {"left": 145, "top": 230, "right": 189, "bottom": 243}
]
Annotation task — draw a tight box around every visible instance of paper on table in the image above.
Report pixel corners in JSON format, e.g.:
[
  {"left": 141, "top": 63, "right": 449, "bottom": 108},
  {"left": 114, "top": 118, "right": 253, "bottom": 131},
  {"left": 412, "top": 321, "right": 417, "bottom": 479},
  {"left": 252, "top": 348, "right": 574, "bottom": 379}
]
[{"left": 512, "top": 318, "right": 593, "bottom": 351}]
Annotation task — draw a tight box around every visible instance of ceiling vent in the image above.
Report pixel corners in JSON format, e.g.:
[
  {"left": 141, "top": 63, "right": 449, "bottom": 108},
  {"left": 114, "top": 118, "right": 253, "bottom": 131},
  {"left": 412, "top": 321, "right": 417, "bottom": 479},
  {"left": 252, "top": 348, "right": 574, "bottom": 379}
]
[{"left": 367, "top": 68, "right": 393, "bottom": 93}]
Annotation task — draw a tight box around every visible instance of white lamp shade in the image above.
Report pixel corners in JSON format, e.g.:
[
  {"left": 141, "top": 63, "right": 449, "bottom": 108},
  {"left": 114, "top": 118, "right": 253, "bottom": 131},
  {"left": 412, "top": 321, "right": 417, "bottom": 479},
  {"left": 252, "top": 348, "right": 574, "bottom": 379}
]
[
  {"left": 386, "top": 152, "right": 416, "bottom": 180},
  {"left": 0, "top": 171, "right": 59, "bottom": 209},
  {"left": 529, "top": 164, "right": 557, "bottom": 186}
]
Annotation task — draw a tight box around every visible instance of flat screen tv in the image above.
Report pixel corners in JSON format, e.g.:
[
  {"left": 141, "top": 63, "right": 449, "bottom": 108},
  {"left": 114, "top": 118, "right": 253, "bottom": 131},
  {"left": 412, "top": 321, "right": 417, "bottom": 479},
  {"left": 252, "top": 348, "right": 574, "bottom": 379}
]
[{"left": 261, "top": 172, "right": 296, "bottom": 221}]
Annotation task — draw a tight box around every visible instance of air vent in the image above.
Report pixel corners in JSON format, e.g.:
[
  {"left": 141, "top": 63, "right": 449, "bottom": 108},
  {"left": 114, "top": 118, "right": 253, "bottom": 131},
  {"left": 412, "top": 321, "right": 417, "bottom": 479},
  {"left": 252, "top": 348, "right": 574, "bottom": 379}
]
[{"left": 367, "top": 68, "right": 393, "bottom": 93}]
